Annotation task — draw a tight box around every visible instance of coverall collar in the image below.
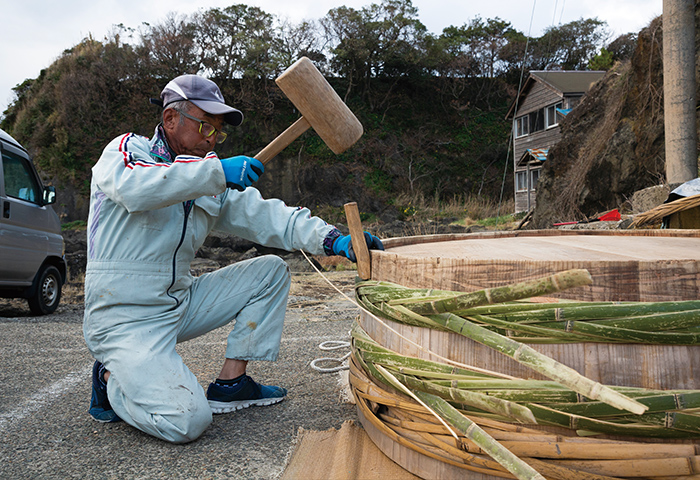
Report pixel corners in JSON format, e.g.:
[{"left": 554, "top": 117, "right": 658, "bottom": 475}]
[{"left": 151, "top": 124, "right": 177, "bottom": 163}]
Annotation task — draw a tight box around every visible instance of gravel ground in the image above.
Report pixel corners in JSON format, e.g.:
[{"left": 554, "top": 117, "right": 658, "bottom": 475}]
[{"left": 0, "top": 269, "right": 360, "bottom": 480}]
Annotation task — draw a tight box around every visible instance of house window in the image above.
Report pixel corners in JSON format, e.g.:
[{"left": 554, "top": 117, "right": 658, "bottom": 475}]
[
  {"left": 529, "top": 109, "right": 545, "bottom": 133},
  {"left": 545, "top": 102, "right": 563, "bottom": 128},
  {"left": 530, "top": 168, "right": 541, "bottom": 190},
  {"left": 516, "top": 171, "right": 528, "bottom": 192},
  {"left": 515, "top": 116, "right": 529, "bottom": 138},
  {"left": 567, "top": 96, "right": 582, "bottom": 109}
]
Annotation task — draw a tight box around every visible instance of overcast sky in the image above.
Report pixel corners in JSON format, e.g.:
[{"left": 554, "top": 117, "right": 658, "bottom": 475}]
[{"left": 1, "top": 0, "right": 662, "bottom": 115}]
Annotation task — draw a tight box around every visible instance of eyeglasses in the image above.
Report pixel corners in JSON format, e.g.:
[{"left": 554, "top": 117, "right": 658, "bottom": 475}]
[{"left": 176, "top": 109, "right": 227, "bottom": 144}]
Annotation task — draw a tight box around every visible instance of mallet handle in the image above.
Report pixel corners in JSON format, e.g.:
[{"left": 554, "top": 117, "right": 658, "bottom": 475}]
[{"left": 254, "top": 116, "right": 311, "bottom": 165}]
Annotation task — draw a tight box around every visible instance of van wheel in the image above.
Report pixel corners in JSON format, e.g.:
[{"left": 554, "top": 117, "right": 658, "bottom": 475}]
[{"left": 28, "top": 265, "right": 62, "bottom": 315}]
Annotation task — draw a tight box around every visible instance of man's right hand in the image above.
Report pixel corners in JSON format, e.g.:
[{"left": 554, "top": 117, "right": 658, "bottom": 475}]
[{"left": 220, "top": 156, "right": 264, "bottom": 191}]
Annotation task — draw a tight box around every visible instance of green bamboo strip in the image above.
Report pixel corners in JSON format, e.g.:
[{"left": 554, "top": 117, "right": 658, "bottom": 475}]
[
  {"left": 468, "top": 314, "right": 616, "bottom": 343},
  {"left": 407, "top": 388, "right": 547, "bottom": 480},
  {"left": 500, "top": 336, "right": 600, "bottom": 344},
  {"left": 616, "top": 411, "right": 700, "bottom": 434},
  {"left": 481, "top": 309, "right": 700, "bottom": 338},
  {"left": 404, "top": 375, "right": 566, "bottom": 390},
  {"left": 419, "top": 309, "right": 648, "bottom": 415},
  {"left": 355, "top": 351, "right": 503, "bottom": 380},
  {"left": 386, "top": 368, "right": 538, "bottom": 424},
  {"left": 351, "top": 320, "right": 516, "bottom": 380},
  {"left": 386, "top": 269, "right": 593, "bottom": 314},
  {"left": 463, "top": 387, "right": 695, "bottom": 405},
  {"left": 546, "top": 392, "right": 700, "bottom": 417},
  {"left": 487, "top": 301, "right": 700, "bottom": 324},
  {"left": 525, "top": 404, "right": 698, "bottom": 438},
  {"left": 535, "top": 319, "right": 700, "bottom": 344},
  {"left": 452, "top": 301, "right": 623, "bottom": 318},
  {"left": 356, "top": 282, "right": 459, "bottom": 303},
  {"left": 351, "top": 322, "right": 498, "bottom": 377}
]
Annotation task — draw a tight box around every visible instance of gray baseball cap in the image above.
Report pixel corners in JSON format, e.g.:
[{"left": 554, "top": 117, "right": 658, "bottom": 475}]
[{"left": 156, "top": 74, "right": 243, "bottom": 126}]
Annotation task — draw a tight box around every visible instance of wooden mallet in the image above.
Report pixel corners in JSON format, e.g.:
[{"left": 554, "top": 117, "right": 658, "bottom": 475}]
[{"left": 254, "top": 57, "right": 363, "bottom": 165}]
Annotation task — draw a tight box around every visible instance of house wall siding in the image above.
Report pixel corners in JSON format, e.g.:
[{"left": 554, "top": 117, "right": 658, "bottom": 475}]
[
  {"left": 515, "top": 188, "right": 536, "bottom": 212},
  {"left": 514, "top": 164, "right": 543, "bottom": 213},
  {"left": 513, "top": 127, "right": 561, "bottom": 166},
  {"left": 512, "top": 80, "right": 565, "bottom": 213},
  {"left": 515, "top": 82, "right": 561, "bottom": 116},
  {"left": 512, "top": 82, "right": 565, "bottom": 163}
]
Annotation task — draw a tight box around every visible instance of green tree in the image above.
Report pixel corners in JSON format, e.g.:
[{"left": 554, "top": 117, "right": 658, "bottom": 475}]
[
  {"left": 588, "top": 47, "right": 614, "bottom": 70},
  {"left": 273, "top": 19, "right": 325, "bottom": 70},
  {"left": 194, "top": 5, "right": 277, "bottom": 79},
  {"left": 529, "top": 18, "right": 610, "bottom": 70},
  {"left": 5, "top": 34, "right": 159, "bottom": 191},
  {"left": 321, "top": 0, "right": 428, "bottom": 107},
  {"left": 139, "top": 13, "right": 200, "bottom": 79},
  {"left": 440, "top": 17, "right": 518, "bottom": 78}
]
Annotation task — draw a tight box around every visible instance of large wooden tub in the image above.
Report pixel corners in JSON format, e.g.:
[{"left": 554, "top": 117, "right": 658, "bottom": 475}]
[
  {"left": 369, "top": 229, "right": 700, "bottom": 302},
  {"left": 354, "top": 229, "right": 700, "bottom": 479}
]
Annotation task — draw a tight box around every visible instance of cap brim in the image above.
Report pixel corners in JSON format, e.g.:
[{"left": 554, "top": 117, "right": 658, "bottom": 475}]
[{"left": 190, "top": 99, "right": 243, "bottom": 126}]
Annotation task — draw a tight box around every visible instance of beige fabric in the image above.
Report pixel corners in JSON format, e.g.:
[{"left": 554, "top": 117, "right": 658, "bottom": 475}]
[{"left": 280, "top": 420, "right": 421, "bottom": 480}]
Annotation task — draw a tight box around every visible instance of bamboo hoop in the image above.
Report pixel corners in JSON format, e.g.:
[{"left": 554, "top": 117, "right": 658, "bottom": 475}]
[{"left": 351, "top": 355, "right": 700, "bottom": 479}]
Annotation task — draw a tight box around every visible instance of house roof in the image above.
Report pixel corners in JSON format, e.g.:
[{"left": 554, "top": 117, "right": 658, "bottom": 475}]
[
  {"left": 517, "top": 148, "right": 549, "bottom": 167},
  {"left": 505, "top": 70, "right": 606, "bottom": 119}
]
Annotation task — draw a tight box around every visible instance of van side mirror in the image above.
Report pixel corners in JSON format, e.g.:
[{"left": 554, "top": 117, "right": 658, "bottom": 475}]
[{"left": 43, "top": 186, "right": 56, "bottom": 205}]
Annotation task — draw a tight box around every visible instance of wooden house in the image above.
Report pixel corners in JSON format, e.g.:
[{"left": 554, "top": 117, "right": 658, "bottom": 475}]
[{"left": 506, "top": 71, "right": 605, "bottom": 213}]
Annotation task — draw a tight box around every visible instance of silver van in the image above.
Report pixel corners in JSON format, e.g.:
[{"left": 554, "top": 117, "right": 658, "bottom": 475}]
[{"left": 0, "top": 128, "right": 67, "bottom": 314}]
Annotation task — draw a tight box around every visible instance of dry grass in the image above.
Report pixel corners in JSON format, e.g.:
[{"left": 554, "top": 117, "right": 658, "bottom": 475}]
[
  {"left": 395, "top": 192, "right": 515, "bottom": 225},
  {"left": 62, "top": 271, "right": 85, "bottom": 305}
]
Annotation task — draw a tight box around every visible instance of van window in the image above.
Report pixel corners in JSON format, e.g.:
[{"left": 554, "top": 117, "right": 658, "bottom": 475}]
[{"left": 2, "top": 151, "right": 41, "bottom": 205}]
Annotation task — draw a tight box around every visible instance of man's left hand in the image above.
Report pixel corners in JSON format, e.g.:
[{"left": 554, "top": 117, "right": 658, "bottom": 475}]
[{"left": 332, "top": 232, "right": 384, "bottom": 262}]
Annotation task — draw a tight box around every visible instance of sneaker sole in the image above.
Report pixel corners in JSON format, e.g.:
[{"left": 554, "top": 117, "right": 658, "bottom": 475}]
[
  {"left": 208, "top": 396, "right": 285, "bottom": 414},
  {"left": 89, "top": 410, "right": 122, "bottom": 423}
]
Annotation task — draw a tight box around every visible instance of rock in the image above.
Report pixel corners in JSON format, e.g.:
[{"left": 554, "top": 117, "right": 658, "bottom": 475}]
[
  {"left": 189, "top": 259, "right": 221, "bottom": 276},
  {"left": 624, "top": 185, "right": 671, "bottom": 214}
]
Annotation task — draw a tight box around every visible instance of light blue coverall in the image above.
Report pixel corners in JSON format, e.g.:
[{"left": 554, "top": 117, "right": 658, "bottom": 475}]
[{"left": 83, "top": 128, "right": 334, "bottom": 442}]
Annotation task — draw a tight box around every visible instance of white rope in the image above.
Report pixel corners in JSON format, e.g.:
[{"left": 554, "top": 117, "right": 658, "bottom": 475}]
[{"left": 310, "top": 340, "right": 351, "bottom": 373}]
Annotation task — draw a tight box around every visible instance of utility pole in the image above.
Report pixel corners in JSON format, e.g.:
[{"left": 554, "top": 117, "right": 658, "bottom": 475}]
[{"left": 663, "top": 0, "right": 698, "bottom": 184}]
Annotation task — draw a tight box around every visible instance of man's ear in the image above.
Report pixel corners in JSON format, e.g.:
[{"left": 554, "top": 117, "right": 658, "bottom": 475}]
[{"left": 163, "top": 108, "right": 178, "bottom": 131}]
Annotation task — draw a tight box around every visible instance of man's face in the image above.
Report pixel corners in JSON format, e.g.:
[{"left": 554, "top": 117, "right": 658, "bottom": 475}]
[{"left": 163, "top": 104, "right": 225, "bottom": 157}]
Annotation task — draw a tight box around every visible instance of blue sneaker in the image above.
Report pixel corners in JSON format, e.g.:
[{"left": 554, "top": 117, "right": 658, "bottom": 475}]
[
  {"left": 89, "top": 361, "right": 122, "bottom": 423},
  {"left": 207, "top": 375, "right": 287, "bottom": 414}
]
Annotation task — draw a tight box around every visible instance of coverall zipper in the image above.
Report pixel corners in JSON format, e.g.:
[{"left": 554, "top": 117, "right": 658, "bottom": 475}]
[{"left": 166, "top": 200, "right": 194, "bottom": 306}]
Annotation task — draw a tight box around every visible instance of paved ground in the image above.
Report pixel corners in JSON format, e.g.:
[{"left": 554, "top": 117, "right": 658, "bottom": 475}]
[{"left": 0, "top": 270, "right": 360, "bottom": 480}]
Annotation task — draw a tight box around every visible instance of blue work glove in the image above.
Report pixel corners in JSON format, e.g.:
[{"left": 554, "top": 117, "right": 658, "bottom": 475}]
[
  {"left": 220, "top": 156, "right": 264, "bottom": 191},
  {"left": 332, "top": 232, "right": 384, "bottom": 262}
]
